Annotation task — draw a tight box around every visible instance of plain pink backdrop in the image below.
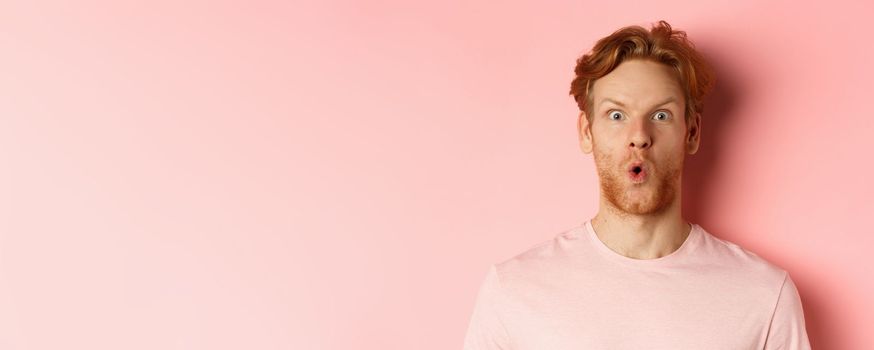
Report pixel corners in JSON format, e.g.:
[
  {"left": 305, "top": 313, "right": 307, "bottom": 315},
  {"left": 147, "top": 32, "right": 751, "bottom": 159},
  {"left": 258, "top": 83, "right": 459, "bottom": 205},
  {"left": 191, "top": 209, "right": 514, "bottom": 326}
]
[{"left": 1, "top": 0, "right": 872, "bottom": 349}]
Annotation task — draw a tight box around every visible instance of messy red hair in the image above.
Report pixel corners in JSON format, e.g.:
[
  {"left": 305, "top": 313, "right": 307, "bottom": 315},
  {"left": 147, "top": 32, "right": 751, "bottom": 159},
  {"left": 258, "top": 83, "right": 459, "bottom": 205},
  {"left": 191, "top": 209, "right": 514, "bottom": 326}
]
[{"left": 569, "top": 20, "right": 716, "bottom": 125}]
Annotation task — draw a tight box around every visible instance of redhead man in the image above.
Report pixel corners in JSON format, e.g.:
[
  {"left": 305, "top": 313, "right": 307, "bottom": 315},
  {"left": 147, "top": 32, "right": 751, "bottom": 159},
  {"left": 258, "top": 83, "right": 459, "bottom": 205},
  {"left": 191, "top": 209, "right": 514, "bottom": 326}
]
[{"left": 463, "top": 20, "right": 811, "bottom": 349}]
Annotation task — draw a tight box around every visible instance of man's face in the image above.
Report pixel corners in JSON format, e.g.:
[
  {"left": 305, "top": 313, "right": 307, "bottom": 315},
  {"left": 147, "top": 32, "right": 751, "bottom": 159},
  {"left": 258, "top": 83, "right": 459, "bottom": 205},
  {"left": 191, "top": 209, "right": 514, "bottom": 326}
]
[{"left": 578, "top": 59, "right": 701, "bottom": 216}]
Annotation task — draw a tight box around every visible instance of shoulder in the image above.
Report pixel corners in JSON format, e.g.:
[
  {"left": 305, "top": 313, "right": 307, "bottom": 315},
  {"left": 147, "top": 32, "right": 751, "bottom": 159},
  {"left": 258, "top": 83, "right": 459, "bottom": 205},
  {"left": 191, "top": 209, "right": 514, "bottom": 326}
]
[
  {"left": 693, "top": 224, "right": 789, "bottom": 287},
  {"left": 491, "top": 225, "right": 584, "bottom": 285}
]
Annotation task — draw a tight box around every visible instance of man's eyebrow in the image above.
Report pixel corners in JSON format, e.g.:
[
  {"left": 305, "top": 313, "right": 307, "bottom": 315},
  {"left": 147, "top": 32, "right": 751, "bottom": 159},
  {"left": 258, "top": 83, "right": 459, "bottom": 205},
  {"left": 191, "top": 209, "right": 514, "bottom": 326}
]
[{"left": 600, "top": 97, "right": 679, "bottom": 109}]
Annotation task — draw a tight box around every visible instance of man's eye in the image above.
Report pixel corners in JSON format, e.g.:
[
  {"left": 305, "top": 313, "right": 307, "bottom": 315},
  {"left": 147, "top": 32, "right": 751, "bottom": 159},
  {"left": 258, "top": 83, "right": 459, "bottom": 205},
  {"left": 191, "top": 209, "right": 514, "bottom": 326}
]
[
  {"left": 608, "top": 111, "right": 623, "bottom": 120},
  {"left": 653, "top": 111, "right": 670, "bottom": 121}
]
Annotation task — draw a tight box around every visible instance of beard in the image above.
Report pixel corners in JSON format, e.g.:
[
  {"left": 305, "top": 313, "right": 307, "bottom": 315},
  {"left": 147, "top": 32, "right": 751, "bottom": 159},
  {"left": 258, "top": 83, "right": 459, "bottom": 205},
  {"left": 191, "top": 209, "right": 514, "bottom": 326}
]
[{"left": 593, "top": 148, "right": 682, "bottom": 216}]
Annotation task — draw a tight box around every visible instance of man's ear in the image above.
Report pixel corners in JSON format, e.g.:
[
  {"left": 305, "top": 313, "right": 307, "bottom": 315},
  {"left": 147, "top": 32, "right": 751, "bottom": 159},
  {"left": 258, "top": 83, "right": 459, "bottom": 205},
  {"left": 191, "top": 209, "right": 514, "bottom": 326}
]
[
  {"left": 686, "top": 112, "right": 702, "bottom": 154},
  {"left": 578, "top": 111, "right": 593, "bottom": 154}
]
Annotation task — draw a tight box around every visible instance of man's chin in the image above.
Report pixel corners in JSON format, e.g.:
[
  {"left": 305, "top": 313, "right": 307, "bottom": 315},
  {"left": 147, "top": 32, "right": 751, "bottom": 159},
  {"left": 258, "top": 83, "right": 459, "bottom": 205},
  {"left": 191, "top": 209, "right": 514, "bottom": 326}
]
[
  {"left": 614, "top": 198, "right": 658, "bottom": 215},
  {"left": 606, "top": 187, "right": 670, "bottom": 215},
  {"left": 618, "top": 201, "right": 660, "bottom": 215}
]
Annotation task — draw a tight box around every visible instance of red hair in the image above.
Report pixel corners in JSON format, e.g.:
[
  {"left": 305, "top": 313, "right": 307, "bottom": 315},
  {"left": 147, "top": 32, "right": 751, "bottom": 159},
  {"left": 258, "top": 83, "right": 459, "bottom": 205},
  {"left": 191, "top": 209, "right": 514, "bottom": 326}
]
[{"left": 569, "top": 20, "right": 716, "bottom": 124}]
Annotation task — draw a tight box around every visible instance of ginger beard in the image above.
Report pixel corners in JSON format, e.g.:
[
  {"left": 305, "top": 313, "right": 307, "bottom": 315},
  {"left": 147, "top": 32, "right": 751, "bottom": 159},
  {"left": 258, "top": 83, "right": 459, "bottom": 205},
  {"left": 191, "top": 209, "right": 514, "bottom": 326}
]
[{"left": 592, "top": 138, "right": 683, "bottom": 216}]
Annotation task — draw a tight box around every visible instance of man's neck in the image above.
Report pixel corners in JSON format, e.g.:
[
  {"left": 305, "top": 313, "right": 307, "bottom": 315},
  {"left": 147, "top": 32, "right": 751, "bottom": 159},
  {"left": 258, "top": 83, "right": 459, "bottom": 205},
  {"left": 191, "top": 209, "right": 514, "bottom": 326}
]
[{"left": 590, "top": 199, "right": 692, "bottom": 260}]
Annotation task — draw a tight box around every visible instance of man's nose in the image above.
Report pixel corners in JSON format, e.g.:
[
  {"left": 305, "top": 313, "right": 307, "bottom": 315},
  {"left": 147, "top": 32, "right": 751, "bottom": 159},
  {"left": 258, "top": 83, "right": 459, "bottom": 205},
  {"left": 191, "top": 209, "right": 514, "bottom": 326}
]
[{"left": 628, "top": 117, "right": 652, "bottom": 150}]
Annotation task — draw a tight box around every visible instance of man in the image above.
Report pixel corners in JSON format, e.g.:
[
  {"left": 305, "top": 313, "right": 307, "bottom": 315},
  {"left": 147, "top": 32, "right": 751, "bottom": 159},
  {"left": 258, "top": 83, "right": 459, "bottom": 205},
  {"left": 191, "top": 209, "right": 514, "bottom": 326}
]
[{"left": 462, "top": 20, "right": 811, "bottom": 349}]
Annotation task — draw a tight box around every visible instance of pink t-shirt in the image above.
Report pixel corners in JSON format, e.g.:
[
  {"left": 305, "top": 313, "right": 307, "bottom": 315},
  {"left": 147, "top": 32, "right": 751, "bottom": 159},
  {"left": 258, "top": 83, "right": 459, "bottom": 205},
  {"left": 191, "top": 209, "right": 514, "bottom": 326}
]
[{"left": 463, "top": 219, "right": 811, "bottom": 349}]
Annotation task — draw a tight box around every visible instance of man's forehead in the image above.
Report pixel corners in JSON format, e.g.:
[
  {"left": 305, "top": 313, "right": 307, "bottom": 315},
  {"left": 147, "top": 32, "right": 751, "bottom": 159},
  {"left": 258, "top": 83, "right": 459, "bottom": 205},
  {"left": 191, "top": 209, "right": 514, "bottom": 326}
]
[
  {"left": 593, "top": 75, "right": 683, "bottom": 99},
  {"left": 598, "top": 95, "right": 681, "bottom": 109},
  {"left": 590, "top": 60, "right": 685, "bottom": 108}
]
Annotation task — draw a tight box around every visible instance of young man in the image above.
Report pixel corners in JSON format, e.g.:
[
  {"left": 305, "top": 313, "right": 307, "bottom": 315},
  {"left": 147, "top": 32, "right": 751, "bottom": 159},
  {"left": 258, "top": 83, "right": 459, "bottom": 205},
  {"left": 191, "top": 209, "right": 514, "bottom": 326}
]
[{"left": 463, "top": 21, "right": 811, "bottom": 349}]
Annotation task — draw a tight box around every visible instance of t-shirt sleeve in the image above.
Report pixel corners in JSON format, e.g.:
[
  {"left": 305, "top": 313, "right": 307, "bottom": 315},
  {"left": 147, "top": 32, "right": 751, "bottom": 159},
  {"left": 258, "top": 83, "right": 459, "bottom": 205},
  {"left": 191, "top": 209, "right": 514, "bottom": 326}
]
[
  {"left": 463, "top": 264, "right": 512, "bottom": 350},
  {"left": 764, "top": 272, "right": 812, "bottom": 350}
]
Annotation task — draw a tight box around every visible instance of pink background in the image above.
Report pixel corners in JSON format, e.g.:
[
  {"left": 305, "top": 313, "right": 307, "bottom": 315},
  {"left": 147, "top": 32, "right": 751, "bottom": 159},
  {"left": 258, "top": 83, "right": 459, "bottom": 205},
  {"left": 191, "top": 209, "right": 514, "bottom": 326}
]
[{"left": 2, "top": 0, "right": 872, "bottom": 349}]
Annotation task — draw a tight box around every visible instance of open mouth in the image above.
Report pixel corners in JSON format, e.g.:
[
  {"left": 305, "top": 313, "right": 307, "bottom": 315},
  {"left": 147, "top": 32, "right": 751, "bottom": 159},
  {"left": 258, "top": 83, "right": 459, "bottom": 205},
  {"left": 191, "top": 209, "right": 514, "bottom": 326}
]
[{"left": 628, "top": 162, "right": 647, "bottom": 182}]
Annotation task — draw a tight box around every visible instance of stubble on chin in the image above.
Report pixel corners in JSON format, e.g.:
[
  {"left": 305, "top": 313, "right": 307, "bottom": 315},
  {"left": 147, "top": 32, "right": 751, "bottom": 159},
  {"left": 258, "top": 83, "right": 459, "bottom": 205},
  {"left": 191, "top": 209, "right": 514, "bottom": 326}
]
[{"left": 594, "top": 150, "right": 682, "bottom": 216}]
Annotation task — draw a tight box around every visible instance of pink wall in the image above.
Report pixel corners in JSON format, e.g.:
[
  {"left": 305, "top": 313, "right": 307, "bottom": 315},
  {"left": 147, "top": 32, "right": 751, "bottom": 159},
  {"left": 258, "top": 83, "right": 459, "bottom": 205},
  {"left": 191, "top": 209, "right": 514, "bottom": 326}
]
[{"left": 1, "top": 0, "right": 871, "bottom": 349}]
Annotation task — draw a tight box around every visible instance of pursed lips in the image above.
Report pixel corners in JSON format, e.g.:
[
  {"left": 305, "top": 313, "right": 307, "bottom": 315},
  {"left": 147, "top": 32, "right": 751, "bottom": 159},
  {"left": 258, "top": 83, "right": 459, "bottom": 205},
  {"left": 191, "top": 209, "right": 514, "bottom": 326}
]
[{"left": 627, "top": 160, "right": 648, "bottom": 182}]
